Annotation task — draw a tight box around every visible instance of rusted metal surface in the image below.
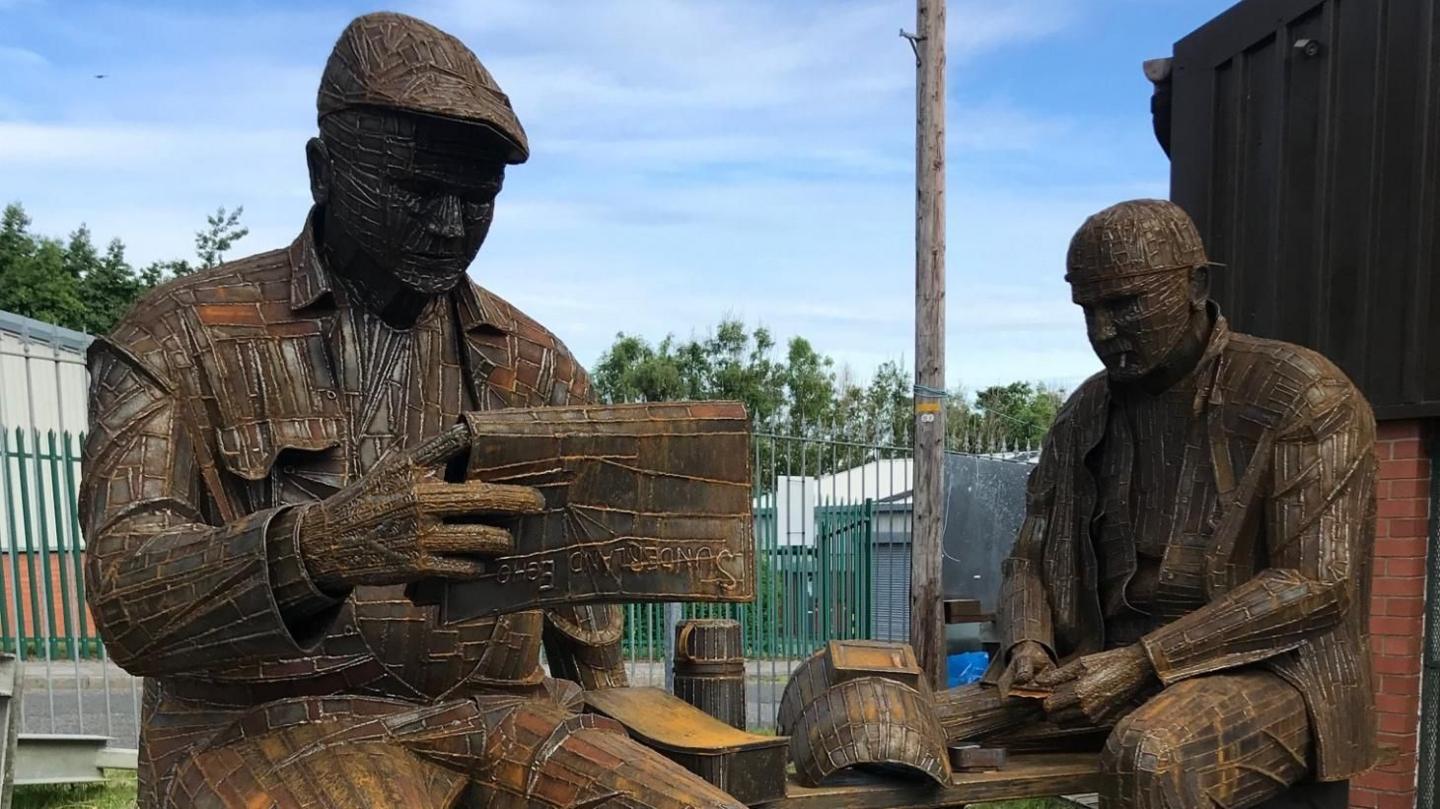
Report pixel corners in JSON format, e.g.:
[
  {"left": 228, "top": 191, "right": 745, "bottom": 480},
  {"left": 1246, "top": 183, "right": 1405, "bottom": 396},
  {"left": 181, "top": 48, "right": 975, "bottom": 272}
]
[
  {"left": 788, "top": 675, "right": 951, "bottom": 788},
  {"left": 441, "top": 403, "right": 754, "bottom": 622},
  {"left": 1162, "top": 0, "right": 1440, "bottom": 420},
  {"left": 776, "top": 640, "right": 925, "bottom": 737},
  {"left": 79, "top": 11, "right": 752, "bottom": 809},
  {"left": 673, "top": 619, "right": 747, "bottom": 730},
  {"left": 583, "top": 687, "right": 788, "bottom": 806},
  {"left": 762, "top": 753, "right": 1102, "bottom": 809},
  {"left": 943, "top": 200, "right": 1378, "bottom": 808}
]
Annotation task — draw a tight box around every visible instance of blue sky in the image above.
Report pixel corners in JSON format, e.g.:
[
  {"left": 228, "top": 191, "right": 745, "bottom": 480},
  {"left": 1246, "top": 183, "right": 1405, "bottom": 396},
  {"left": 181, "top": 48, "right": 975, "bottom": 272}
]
[{"left": 0, "top": 0, "right": 1237, "bottom": 392}]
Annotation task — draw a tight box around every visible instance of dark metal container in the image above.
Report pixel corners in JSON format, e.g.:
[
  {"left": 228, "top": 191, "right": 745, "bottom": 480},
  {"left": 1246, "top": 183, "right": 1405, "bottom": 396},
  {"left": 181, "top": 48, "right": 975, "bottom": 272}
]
[
  {"left": 583, "top": 687, "right": 789, "bottom": 806},
  {"left": 673, "top": 618, "right": 746, "bottom": 730}
]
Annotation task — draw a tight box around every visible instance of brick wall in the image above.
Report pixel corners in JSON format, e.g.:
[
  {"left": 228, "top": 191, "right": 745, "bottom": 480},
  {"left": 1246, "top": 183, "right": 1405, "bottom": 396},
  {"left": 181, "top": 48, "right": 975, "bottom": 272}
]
[
  {"left": 1352, "top": 420, "right": 1433, "bottom": 809},
  {"left": 0, "top": 552, "right": 95, "bottom": 654}
]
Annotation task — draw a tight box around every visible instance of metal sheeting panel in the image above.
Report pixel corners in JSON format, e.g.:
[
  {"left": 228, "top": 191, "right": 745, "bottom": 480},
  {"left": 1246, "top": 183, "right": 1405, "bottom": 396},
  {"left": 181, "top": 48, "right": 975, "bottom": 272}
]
[
  {"left": 941, "top": 454, "right": 1031, "bottom": 611},
  {"left": 869, "top": 542, "right": 911, "bottom": 642},
  {"left": 1167, "top": 0, "right": 1440, "bottom": 419}
]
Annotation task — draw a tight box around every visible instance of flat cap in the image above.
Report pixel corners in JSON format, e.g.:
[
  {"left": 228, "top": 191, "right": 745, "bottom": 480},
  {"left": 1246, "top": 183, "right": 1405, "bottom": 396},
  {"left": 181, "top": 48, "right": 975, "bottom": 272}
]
[
  {"left": 1066, "top": 199, "right": 1209, "bottom": 285},
  {"left": 317, "top": 12, "right": 529, "bottom": 164}
]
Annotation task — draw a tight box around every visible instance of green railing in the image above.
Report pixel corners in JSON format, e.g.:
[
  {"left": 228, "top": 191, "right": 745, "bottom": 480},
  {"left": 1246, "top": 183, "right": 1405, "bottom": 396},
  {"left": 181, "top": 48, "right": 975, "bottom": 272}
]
[{"left": 1, "top": 428, "right": 99, "bottom": 660}]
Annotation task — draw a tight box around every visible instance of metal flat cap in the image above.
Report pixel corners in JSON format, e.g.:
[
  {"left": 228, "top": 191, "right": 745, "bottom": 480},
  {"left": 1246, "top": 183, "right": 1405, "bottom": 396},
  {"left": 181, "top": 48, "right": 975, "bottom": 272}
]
[{"left": 318, "top": 12, "right": 529, "bottom": 164}]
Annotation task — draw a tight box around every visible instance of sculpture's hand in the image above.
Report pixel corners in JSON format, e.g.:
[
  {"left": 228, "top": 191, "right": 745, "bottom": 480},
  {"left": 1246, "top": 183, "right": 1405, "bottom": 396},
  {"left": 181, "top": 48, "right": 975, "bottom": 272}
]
[
  {"left": 999, "top": 640, "right": 1056, "bottom": 693},
  {"left": 1036, "top": 645, "right": 1155, "bottom": 727},
  {"left": 296, "top": 424, "right": 545, "bottom": 591}
]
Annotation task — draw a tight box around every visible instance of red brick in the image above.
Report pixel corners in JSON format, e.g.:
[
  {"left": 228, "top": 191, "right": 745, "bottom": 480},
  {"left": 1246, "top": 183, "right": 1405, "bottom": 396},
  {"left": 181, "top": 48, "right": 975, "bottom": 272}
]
[
  {"left": 1378, "top": 497, "right": 1428, "bottom": 518},
  {"left": 1390, "top": 439, "right": 1423, "bottom": 460},
  {"left": 1359, "top": 768, "right": 1414, "bottom": 792},
  {"left": 1381, "top": 635, "right": 1423, "bottom": 657},
  {"left": 1370, "top": 615, "right": 1423, "bottom": 637},
  {"left": 1379, "top": 731, "right": 1420, "bottom": 754},
  {"left": 1388, "top": 478, "right": 1431, "bottom": 499},
  {"left": 1380, "top": 675, "right": 1420, "bottom": 696},
  {"left": 1380, "top": 459, "right": 1429, "bottom": 480},
  {"left": 1377, "top": 791, "right": 1418, "bottom": 809},
  {"left": 1379, "top": 712, "right": 1419, "bottom": 734},
  {"left": 1374, "top": 444, "right": 1394, "bottom": 462},
  {"left": 1373, "top": 654, "right": 1423, "bottom": 675},
  {"left": 1372, "top": 576, "right": 1426, "bottom": 597},
  {"left": 1374, "top": 692, "right": 1419, "bottom": 714},
  {"left": 1374, "top": 537, "right": 1427, "bottom": 558},
  {"left": 1385, "top": 557, "right": 1427, "bottom": 577},
  {"left": 1386, "top": 518, "right": 1430, "bottom": 538},
  {"left": 1382, "top": 597, "right": 1426, "bottom": 617},
  {"left": 1349, "top": 786, "right": 1379, "bottom": 808}
]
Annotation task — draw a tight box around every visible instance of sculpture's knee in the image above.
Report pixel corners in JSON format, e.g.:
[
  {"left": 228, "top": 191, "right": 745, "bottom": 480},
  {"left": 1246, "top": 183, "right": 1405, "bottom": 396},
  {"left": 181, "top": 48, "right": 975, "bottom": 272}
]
[
  {"left": 1101, "top": 711, "right": 1189, "bottom": 809},
  {"left": 477, "top": 706, "right": 743, "bottom": 809}
]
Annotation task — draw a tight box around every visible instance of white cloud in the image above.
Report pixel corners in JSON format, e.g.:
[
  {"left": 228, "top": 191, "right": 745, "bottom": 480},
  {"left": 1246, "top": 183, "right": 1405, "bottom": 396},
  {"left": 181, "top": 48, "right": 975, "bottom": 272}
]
[{"left": 1, "top": 0, "right": 1155, "bottom": 393}]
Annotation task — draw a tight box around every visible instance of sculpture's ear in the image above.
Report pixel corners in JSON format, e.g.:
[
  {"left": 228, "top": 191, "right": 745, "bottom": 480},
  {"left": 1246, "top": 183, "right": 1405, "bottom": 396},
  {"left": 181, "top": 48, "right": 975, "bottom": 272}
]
[
  {"left": 306, "top": 137, "right": 331, "bottom": 206},
  {"left": 1189, "top": 264, "right": 1211, "bottom": 308}
]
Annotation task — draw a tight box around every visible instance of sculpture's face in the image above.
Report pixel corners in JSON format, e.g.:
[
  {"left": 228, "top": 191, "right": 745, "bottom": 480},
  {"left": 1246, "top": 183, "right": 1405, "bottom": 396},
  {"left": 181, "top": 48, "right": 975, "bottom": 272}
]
[
  {"left": 317, "top": 109, "right": 505, "bottom": 295},
  {"left": 1071, "top": 269, "right": 1195, "bottom": 383}
]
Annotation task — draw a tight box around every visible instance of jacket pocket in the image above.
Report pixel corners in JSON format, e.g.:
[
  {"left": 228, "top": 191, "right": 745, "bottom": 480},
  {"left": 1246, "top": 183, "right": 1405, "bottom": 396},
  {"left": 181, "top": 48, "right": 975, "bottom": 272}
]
[{"left": 216, "top": 417, "right": 342, "bottom": 481}]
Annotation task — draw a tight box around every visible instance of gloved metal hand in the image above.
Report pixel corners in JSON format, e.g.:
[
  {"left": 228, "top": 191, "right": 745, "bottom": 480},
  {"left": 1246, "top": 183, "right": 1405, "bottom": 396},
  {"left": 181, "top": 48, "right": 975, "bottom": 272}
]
[{"left": 297, "top": 423, "right": 544, "bottom": 591}]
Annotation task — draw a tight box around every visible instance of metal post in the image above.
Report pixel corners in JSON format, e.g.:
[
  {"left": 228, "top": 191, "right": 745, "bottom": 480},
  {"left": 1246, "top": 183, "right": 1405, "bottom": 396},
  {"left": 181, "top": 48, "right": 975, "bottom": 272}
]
[
  {"left": 908, "top": 0, "right": 947, "bottom": 689},
  {"left": 663, "top": 602, "right": 680, "bottom": 693}
]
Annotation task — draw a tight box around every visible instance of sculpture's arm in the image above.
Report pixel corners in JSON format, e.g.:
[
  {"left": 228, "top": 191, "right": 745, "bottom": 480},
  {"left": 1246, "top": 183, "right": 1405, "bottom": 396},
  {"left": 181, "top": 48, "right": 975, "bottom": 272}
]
[
  {"left": 999, "top": 433, "right": 1060, "bottom": 659},
  {"left": 81, "top": 339, "right": 342, "bottom": 677},
  {"left": 1140, "top": 378, "right": 1376, "bottom": 683},
  {"left": 542, "top": 604, "right": 629, "bottom": 689}
]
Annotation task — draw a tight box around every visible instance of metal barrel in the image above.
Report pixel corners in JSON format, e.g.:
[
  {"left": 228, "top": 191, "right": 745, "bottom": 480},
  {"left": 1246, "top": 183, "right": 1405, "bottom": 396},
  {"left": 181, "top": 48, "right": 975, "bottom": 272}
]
[{"left": 672, "top": 618, "right": 746, "bottom": 730}]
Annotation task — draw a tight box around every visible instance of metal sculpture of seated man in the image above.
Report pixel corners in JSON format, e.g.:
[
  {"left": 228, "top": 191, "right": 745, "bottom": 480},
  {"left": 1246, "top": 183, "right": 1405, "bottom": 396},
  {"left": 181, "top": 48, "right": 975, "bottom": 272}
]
[
  {"left": 936, "top": 200, "right": 1379, "bottom": 809},
  {"left": 79, "top": 12, "right": 743, "bottom": 809}
]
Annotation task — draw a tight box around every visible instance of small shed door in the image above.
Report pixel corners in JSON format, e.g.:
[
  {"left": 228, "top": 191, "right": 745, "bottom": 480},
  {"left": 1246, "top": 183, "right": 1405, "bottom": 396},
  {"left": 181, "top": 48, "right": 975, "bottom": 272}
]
[{"left": 1168, "top": 0, "right": 1440, "bottom": 419}]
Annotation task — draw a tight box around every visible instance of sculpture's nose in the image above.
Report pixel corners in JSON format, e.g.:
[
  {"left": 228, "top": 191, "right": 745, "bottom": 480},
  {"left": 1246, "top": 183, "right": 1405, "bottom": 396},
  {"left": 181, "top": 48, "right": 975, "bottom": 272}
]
[{"left": 425, "top": 195, "right": 464, "bottom": 239}]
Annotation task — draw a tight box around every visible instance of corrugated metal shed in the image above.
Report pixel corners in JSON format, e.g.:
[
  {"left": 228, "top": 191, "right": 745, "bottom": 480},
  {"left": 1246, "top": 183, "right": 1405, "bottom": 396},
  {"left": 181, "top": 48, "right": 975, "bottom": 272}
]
[
  {"left": 1162, "top": 0, "right": 1440, "bottom": 420},
  {"left": 0, "top": 310, "right": 90, "bottom": 436}
]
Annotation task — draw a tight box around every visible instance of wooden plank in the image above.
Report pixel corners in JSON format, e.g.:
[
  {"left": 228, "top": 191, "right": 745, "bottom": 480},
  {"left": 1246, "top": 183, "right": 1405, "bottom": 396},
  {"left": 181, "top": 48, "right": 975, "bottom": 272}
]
[{"left": 759, "top": 754, "right": 1102, "bottom": 809}]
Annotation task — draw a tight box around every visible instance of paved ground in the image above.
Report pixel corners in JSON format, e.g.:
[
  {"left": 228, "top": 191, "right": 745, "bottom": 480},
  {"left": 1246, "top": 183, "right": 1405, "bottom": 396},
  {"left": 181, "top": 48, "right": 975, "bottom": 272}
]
[{"left": 15, "top": 658, "right": 804, "bottom": 746}]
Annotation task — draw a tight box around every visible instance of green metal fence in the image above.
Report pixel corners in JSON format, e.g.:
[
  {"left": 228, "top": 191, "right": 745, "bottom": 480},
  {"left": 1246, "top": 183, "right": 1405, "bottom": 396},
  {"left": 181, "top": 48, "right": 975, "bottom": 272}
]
[
  {"left": 620, "top": 429, "right": 912, "bottom": 675},
  {"left": 1, "top": 428, "right": 97, "bottom": 660}
]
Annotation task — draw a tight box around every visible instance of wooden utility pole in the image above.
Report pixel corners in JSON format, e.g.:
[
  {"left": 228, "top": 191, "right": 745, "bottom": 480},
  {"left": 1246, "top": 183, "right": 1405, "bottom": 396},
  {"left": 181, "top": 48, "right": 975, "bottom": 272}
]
[{"left": 908, "top": 0, "right": 946, "bottom": 689}]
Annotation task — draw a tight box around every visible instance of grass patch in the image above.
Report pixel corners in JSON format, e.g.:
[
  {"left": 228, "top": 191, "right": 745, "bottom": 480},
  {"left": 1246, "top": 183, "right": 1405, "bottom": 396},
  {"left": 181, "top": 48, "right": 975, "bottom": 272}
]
[{"left": 11, "top": 770, "right": 137, "bottom": 809}]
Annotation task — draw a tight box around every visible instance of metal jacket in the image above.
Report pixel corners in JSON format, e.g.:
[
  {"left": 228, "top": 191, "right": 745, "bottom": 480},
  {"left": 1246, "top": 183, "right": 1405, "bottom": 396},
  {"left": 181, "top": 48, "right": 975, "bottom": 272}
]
[
  {"left": 995, "top": 313, "right": 1378, "bottom": 780},
  {"left": 79, "top": 218, "right": 626, "bottom": 806}
]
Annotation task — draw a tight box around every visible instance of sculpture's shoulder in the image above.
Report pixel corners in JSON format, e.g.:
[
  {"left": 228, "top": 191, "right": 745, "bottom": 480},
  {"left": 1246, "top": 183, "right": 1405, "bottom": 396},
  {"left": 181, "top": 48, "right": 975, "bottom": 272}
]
[
  {"left": 1219, "top": 330, "right": 1373, "bottom": 438},
  {"left": 98, "top": 247, "right": 293, "bottom": 376},
  {"left": 471, "top": 283, "right": 591, "bottom": 403},
  {"left": 1050, "top": 370, "right": 1109, "bottom": 436}
]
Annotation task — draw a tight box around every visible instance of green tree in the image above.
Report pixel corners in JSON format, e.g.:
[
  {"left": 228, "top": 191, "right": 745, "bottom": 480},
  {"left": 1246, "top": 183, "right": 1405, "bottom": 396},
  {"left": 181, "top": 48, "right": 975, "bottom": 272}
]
[
  {"left": 193, "top": 205, "right": 249, "bottom": 270},
  {"left": 970, "top": 381, "right": 1065, "bottom": 449},
  {"left": 80, "top": 237, "right": 153, "bottom": 334},
  {"left": 0, "top": 205, "right": 87, "bottom": 330},
  {"left": 0, "top": 201, "right": 247, "bottom": 334}
]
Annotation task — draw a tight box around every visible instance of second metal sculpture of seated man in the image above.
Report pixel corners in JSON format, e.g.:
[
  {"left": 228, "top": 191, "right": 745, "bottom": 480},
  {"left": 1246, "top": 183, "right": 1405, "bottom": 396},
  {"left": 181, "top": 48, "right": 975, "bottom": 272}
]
[
  {"left": 80, "top": 12, "right": 743, "bottom": 809},
  {"left": 937, "top": 199, "right": 1379, "bottom": 809}
]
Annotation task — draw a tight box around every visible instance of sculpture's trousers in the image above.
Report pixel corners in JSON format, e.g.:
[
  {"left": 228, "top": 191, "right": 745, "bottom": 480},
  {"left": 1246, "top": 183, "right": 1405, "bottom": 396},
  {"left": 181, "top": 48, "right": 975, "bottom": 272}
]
[
  {"left": 940, "top": 670, "right": 1312, "bottom": 809},
  {"left": 161, "top": 692, "right": 743, "bottom": 809}
]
